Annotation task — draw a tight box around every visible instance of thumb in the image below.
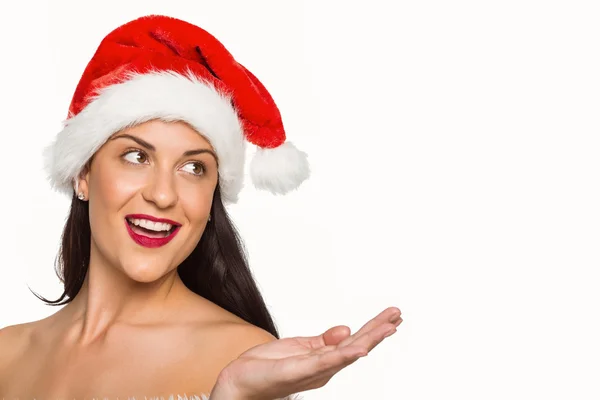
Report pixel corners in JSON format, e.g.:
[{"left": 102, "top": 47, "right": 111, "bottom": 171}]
[{"left": 322, "top": 325, "right": 352, "bottom": 346}]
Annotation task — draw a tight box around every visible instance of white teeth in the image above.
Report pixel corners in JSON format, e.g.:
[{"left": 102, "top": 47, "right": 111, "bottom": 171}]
[{"left": 127, "top": 218, "right": 173, "bottom": 232}]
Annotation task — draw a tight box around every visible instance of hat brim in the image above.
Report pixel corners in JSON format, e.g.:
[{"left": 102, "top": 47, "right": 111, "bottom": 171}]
[{"left": 43, "top": 69, "right": 246, "bottom": 204}]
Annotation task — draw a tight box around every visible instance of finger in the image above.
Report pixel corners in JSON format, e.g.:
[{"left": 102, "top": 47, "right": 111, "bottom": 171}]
[
  {"left": 270, "top": 326, "right": 397, "bottom": 393},
  {"left": 318, "top": 345, "right": 368, "bottom": 378},
  {"left": 259, "top": 345, "right": 367, "bottom": 397},
  {"left": 322, "top": 325, "right": 351, "bottom": 347},
  {"left": 293, "top": 325, "right": 352, "bottom": 350},
  {"left": 307, "top": 343, "right": 368, "bottom": 373},
  {"left": 303, "top": 332, "right": 397, "bottom": 390},
  {"left": 343, "top": 321, "right": 397, "bottom": 355},
  {"left": 267, "top": 342, "right": 364, "bottom": 389},
  {"left": 305, "top": 345, "right": 368, "bottom": 386},
  {"left": 325, "top": 322, "right": 401, "bottom": 379},
  {"left": 337, "top": 306, "right": 401, "bottom": 348}
]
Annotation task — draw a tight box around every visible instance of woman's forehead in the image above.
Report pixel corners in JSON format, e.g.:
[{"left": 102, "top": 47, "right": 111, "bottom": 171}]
[{"left": 110, "top": 119, "right": 214, "bottom": 150}]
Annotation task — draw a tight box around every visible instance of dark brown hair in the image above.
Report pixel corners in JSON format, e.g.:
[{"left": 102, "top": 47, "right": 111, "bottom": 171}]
[{"left": 31, "top": 182, "right": 280, "bottom": 338}]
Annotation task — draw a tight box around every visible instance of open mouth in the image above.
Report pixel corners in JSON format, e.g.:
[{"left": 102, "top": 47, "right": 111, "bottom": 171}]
[
  {"left": 126, "top": 217, "right": 177, "bottom": 238},
  {"left": 124, "top": 214, "right": 182, "bottom": 248}
]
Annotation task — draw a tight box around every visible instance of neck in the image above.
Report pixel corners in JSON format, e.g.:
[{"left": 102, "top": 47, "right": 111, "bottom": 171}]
[{"left": 58, "top": 240, "right": 190, "bottom": 347}]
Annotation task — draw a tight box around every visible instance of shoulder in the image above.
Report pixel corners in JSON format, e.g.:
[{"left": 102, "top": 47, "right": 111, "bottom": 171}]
[
  {"left": 219, "top": 320, "right": 278, "bottom": 351},
  {"left": 0, "top": 323, "right": 33, "bottom": 385},
  {"left": 184, "top": 292, "right": 279, "bottom": 353},
  {"left": 0, "top": 323, "right": 32, "bottom": 358},
  {"left": 197, "top": 318, "right": 278, "bottom": 363},
  {"left": 179, "top": 318, "right": 278, "bottom": 395},
  {"left": 177, "top": 296, "right": 279, "bottom": 391}
]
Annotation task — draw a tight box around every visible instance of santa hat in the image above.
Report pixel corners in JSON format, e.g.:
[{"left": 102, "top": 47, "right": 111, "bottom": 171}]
[{"left": 43, "top": 15, "right": 309, "bottom": 204}]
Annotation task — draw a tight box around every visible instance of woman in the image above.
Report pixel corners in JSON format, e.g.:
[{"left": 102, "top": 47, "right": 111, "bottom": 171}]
[{"left": 0, "top": 15, "right": 402, "bottom": 399}]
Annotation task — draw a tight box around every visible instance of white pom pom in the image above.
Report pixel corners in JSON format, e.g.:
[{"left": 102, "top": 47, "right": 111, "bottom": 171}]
[{"left": 250, "top": 142, "right": 310, "bottom": 195}]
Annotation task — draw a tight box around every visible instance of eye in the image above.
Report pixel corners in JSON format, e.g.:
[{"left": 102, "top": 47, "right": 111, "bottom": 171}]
[
  {"left": 181, "top": 162, "right": 205, "bottom": 177},
  {"left": 123, "top": 150, "right": 149, "bottom": 164}
]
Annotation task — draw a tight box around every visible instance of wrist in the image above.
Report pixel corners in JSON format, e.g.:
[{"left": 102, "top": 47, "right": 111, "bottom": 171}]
[
  {"left": 209, "top": 387, "right": 243, "bottom": 400},
  {"left": 210, "top": 371, "right": 247, "bottom": 400}
]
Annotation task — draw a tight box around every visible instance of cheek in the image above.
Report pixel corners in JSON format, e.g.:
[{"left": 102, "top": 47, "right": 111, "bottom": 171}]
[
  {"left": 179, "top": 181, "right": 214, "bottom": 222},
  {"left": 91, "top": 163, "right": 146, "bottom": 201},
  {"left": 88, "top": 163, "right": 145, "bottom": 238}
]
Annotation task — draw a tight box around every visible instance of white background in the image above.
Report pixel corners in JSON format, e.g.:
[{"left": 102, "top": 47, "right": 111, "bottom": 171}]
[{"left": 1, "top": 0, "right": 599, "bottom": 399}]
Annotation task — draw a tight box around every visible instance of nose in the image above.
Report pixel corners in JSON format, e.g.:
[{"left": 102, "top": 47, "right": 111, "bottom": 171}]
[{"left": 141, "top": 168, "right": 178, "bottom": 209}]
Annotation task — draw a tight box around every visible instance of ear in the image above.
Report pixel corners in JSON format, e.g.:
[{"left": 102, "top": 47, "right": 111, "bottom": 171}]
[{"left": 73, "top": 162, "right": 91, "bottom": 200}]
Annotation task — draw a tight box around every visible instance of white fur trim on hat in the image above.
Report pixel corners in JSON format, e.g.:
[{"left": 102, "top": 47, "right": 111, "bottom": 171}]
[
  {"left": 43, "top": 69, "right": 246, "bottom": 204},
  {"left": 250, "top": 142, "right": 310, "bottom": 195}
]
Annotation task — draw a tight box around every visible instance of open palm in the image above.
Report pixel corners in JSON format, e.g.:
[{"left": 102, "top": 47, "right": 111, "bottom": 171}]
[{"left": 213, "top": 306, "right": 403, "bottom": 400}]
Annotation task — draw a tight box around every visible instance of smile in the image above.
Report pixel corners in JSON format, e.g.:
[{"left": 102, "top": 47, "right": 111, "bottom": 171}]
[{"left": 124, "top": 214, "right": 182, "bottom": 248}]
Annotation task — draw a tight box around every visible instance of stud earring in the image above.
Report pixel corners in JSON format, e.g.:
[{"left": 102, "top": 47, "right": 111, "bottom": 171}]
[
  {"left": 208, "top": 213, "right": 212, "bottom": 222},
  {"left": 78, "top": 192, "right": 85, "bottom": 201}
]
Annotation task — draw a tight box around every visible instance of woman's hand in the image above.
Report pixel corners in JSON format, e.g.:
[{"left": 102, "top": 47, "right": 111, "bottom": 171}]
[{"left": 210, "top": 306, "right": 403, "bottom": 400}]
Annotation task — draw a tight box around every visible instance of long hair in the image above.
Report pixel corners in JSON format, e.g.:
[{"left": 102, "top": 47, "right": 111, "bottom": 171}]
[{"left": 32, "top": 182, "right": 280, "bottom": 338}]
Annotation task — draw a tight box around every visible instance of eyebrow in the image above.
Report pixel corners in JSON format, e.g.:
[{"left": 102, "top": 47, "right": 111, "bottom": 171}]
[{"left": 111, "top": 134, "right": 218, "bottom": 164}]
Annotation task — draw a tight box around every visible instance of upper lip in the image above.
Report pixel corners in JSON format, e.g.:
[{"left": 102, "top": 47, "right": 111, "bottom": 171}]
[{"left": 125, "top": 214, "right": 182, "bottom": 227}]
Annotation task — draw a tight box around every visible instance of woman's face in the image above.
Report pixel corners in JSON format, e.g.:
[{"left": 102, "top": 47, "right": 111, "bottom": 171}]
[{"left": 77, "top": 119, "right": 219, "bottom": 282}]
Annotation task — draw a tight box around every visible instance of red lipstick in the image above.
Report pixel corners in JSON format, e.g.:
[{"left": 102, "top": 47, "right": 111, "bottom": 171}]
[{"left": 125, "top": 214, "right": 182, "bottom": 248}]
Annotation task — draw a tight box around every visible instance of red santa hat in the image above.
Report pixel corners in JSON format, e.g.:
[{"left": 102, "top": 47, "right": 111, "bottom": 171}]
[{"left": 43, "top": 15, "right": 309, "bottom": 204}]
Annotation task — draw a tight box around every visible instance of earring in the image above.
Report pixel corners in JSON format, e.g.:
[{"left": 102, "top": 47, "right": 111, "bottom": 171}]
[{"left": 78, "top": 192, "right": 85, "bottom": 201}]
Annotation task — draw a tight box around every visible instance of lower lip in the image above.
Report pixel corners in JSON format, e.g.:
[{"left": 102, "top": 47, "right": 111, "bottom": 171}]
[{"left": 125, "top": 220, "right": 181, "bottom": 248}]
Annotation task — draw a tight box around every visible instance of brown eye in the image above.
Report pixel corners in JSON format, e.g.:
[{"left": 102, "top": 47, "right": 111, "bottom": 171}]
[
  {"left": 182, "top": 162, "right": 205, "bottom": 176},
  {"left": 123, "top": 150, "right": 148, "bottom": 164}
]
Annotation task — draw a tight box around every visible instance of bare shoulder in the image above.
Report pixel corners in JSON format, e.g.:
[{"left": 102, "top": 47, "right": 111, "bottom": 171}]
[
  {"left": 180, "top": 299, "right": 279, "bottom": 392},
  {"left": 0, "top": 323, "right": 33, "bottom": 385},
  {"left": 186, "top": 319, "right": 277, "bottom": 392},
  {"left": 196, "top": 309, "right": 279, "bottom": 361},
  {"left": 0, "top": 323, "right": 32, "bottom": 358},
  {"left": 184, "top": 292, "right": 279, "bottom": 353},
  {"left": 216, "top": 320, "right": 278, "bottom": 352}
]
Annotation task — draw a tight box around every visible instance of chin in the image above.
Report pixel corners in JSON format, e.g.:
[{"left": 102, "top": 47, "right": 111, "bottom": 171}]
[{"left": 120, "top": 258, "right": 174, "bottom": 283}]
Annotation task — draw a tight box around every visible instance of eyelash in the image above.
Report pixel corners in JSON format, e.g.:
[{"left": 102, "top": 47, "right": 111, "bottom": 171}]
[{"left": 120, "top": 148, "right": 207, "bottom": 177}]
